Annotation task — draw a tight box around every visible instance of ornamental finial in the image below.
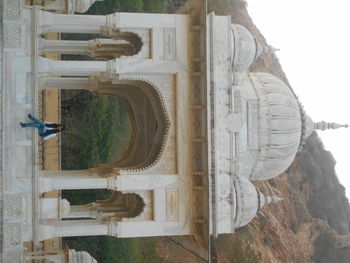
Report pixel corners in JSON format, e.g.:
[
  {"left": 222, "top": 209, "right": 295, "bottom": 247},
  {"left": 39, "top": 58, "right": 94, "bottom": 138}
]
[
  {"left": 314, "top": 121, "right": 349, "bottom": 131},
  {"left": 265, "top": 195, "right": 284, "bottom": 204},
  {"left": 258, "top": 192, "right": 284, "bottom": 209},
  {"left": 263, "top": 45, "right": 280, "bottom": 54}
]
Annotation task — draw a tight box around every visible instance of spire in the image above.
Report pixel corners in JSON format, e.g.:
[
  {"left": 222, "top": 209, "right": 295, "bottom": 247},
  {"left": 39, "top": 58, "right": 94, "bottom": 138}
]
[
  {"left": 300, "top": 111, "right": 349, "bottom": 149},
  {"left": 263, "top": 45, "right": 280, "bottom": 54},
  {"left": 258, "top": 191, "right": 284, "bottom": 210},
  {"left": 265, "top": 195, "right": 284, "bottom": 204},
  {"left": 254, "top": 40, "right": 280, "bottom": 62},
  {"left": 314, "top": 121, "right": 349, "bottom": 131}
]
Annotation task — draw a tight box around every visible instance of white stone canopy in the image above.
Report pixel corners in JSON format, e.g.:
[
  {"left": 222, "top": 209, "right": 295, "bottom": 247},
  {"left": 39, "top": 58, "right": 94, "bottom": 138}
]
[
  {"left": 247, "top": 72, "right": 303, "bottom": 180},
  {"left": 231, "top": 24, "right": 257, "bottom": 73}
]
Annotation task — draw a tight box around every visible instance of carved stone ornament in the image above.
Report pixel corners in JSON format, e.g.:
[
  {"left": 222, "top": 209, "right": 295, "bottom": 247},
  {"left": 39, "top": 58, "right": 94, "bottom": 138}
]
[
  {"left": 4, "top": 24, "right": 23, "bottom": 49},
  {"left": 118, "top": 75, "right": 177, "bottom": 175},
  {"left": 3, "top": 251, "right": 24, "bottom": 263},
  {"left": 4, "top": 194, "right": 24, "bottom": 219},
  {"left": 4, "top": 0, "right": 22, "bottom": 19},
  {"left": 4, "top": 223, "right": 22, "bottom": 247}
]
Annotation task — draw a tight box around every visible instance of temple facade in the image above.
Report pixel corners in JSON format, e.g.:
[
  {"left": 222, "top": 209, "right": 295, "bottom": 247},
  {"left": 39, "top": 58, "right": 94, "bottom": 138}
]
[{"left": 1, "top": 0, "right": 348, "bottom": 262}]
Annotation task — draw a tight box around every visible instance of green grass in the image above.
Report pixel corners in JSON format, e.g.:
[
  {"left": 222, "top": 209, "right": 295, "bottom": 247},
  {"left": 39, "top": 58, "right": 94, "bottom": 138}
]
[
  {"left": 215, "top": 228, "right": 260, "bottom": 263},
  {"left": 65, "top": 237, "right": 161, "bottom": 263},
  {"left": 61, "top": 93, "right": 132, "bottom": 170}
]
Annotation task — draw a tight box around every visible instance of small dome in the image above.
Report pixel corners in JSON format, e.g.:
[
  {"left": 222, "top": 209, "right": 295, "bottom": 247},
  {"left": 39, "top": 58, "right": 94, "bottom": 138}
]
[
  {"left": 233, "top": 177, "right": 283, "bottom": 229},
  {"left": 59, "top": 199, "right": 70, "bottom": 217},
  {"left": 248, "top": 72, "right": 302, "bottom": 180},
  {"left": 75, "top": 0, "right": 96, "bottom": 13},
  {"left": 231, "top": 24, "right": 257, "bottom": 72},
  {"left": 233, "top": 176, "right": 260, "bottom": 228},
  {"left": 69, "top": 249, "right": 98, "bottom": 263}
]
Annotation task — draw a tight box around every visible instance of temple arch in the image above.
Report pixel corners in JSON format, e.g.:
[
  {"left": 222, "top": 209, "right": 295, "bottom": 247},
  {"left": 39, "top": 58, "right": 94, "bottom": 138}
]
[
  {"left": 42, "top": 76, "right": 171, "bottom": 175},
  {"left": 64, "top": 192, "right": 146, "bottom": 222},
  {"left": 91, "top": 77, "right": 171, "bottom": 175}
]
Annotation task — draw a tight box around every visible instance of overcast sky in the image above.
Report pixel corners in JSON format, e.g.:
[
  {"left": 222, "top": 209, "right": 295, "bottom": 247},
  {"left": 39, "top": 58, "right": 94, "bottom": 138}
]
[{"left": 247, "top": 0, "right": 350, "bottom": 198}]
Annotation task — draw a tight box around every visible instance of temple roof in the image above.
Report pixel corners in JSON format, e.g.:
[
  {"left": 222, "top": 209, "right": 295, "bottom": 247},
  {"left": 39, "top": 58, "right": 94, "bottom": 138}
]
[
  {"left": 231, "top": 24, "right": 257, "bottom": 72},
  {"left": 248, "top": 72, "right": 303, "bottom": 180}
]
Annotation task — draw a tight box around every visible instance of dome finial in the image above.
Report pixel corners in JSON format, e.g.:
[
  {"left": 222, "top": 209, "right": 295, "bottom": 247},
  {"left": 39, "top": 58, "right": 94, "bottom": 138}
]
[
  {"left": 314, "top": 121, "right": 349, "bottom": 131},
  {"left": 263, "top": 45, "right": 280, "bottom": 54},
  {"left": 300, "top": 112, "right": 349, "bottom": 149},
  {"left": 258, "top": 192, "right": 284, "bottom": 210},
  {"left": 254, "top": 40, "right": 279, "bottom": 62},
  {"left": 265, "top": 195, "right": 284, "bottom": 204}
]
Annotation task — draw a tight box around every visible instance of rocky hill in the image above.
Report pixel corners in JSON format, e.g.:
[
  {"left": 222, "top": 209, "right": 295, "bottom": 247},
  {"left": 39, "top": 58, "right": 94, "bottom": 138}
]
[{"left": 210, "top": 1, "right": 350, "bottom": 262}]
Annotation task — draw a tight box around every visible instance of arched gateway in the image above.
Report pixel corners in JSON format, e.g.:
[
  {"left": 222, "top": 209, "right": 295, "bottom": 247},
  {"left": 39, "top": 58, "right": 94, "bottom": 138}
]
[{"left": 1, "top": 0, "right": 348, "bottom": 262}]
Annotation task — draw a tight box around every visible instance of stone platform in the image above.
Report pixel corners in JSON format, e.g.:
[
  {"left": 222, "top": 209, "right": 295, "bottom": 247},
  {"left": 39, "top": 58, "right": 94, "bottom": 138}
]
[{"left": 1, "top": 1, "right": 40, "bottom": 261}]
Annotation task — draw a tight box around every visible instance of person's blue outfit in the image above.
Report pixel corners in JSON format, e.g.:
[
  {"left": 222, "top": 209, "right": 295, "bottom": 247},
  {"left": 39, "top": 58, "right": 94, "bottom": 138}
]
[
  {"left": 20, "top": 114, "right": 46, "bottom": 136},
  {"left": 20, "top": 114, "right": 63, "bottom": 140}
]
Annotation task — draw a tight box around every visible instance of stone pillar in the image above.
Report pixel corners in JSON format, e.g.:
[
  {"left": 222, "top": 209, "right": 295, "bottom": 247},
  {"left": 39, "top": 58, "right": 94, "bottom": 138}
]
[
  {"left": 38, "top": 221, "right": 117, "bottom": 240},
  {"left": 39, "top": 176, "right": 115, "bottom": 193},
  {"left": 41, "top": 197, "right": 71, "bottom": 219},
  {"left": 38, "top": 57, "right": 113, "bottom": 76},
  {"left": 64, "top": 205, "right": 97, "bottom": 219},
  {"left": 40, "top": 77, "right": 98, "bottom": 90},
  {"left": 40, "top": 173, "right": 177, "bottom": 193},
  {"left": 39, "top": 39, "right": 89, "bottom": 55},
  {"left": 38, "top": 10, "right": 106, "bottom": 34}
]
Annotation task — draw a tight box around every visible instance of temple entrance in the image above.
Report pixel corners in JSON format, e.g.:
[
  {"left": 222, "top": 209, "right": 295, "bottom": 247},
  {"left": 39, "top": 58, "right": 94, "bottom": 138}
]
[{"left": 52, "top": 76, "right": 170, "bottom": 174}]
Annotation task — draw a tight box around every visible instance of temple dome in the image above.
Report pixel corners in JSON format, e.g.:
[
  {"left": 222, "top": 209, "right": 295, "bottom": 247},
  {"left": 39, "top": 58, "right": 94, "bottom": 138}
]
[
  {"left": 233, "top": 176, "right": 282, "bottom": 228},
  {"left": 248, "top": 72, "right": 302, "bottom": 180},
  {"left": 231, "top": 24, "right": 257, "bottom": 72},
  {"left": 74, "top": 0, "right": 98, "bottom": 13},
  {"left": 69, "top": 249, "right": 98, "bottom": 263},
  {"left": 233, "top": 176, "right": 260, "bottom": 228}
]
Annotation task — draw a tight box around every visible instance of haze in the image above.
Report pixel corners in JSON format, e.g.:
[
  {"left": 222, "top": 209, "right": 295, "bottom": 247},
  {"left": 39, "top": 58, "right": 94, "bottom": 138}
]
[{"left": 248, "top": 0, "right": 350, "bottom": 198}]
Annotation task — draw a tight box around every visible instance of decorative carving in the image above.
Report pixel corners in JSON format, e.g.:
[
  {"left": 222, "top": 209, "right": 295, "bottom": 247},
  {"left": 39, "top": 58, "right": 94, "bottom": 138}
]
[
  {"left": 166, "top": 188, "right": 179, "bottom": 222},
  {"left": 4, "top": 251, "right": 24, "bottom": 263},
  {"left": 4, "top": 223, "right": 22, "bottom": 247},
  {"left": 4, "top": 24, "right": 22, "bottom": 49},
  {"left": 118, "top": 75, "right": 177, "bottom": 175},
  {"left": 4, "top": 0, "right": 21, "bottom": 19},
  {"left": 4, "top": 194, "right": 23, "bottom": 219},
  {"left": 163, "top": 28, "right": 176, "bottom": 60}
]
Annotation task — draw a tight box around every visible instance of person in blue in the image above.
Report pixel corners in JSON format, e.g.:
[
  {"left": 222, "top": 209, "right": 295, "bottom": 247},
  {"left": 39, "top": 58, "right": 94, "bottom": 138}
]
[{"left": 20, "top": 114, "right": 64, "bottom": 140}]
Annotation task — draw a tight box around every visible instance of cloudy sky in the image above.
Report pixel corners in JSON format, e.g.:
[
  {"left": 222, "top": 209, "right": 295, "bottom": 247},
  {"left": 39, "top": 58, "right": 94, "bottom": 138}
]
[{"left": 247, "top": 0, "right": 350, "bottom": 198}]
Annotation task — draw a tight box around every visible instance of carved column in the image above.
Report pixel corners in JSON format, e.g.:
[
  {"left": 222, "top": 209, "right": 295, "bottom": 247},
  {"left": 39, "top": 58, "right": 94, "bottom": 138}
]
[
  {"left": 38, "top": 10, "right": 106, "bottom": 34},
  {"left": 39, "top": 175, "right": 116, "bottom": 193},
  {"left": 39, "top": 38, "right": 89, "bottom": 55},
  {"left": 40, "top": 77, "right": 98, "bottom": 90},
  {"left": 38, "top": 57, "right": 113, "bottom": 76},
  {"left": 63, "top": 205, "right": 98, "bottom": 219},
  {"left": 38, "top": 221, "right": 117, "bottom": 240},
  {"left": 39, "top": 173, "right": 177, "bottom": 193}
]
